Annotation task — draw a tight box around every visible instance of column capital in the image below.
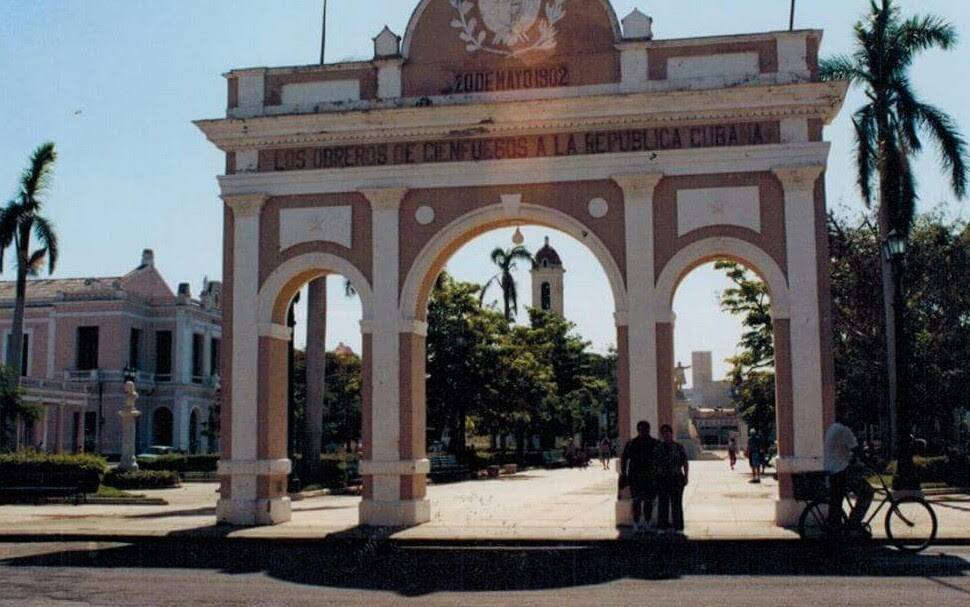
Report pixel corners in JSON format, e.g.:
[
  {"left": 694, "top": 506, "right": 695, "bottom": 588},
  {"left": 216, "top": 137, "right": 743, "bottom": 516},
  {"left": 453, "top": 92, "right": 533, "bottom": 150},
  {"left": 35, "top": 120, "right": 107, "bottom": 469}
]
[
  {"left": 222, "top": 193, "right": 268, "bottom": 217},
  {"left": 772, "top": 165, "right": 824, "bottom": 193},
  {"left": 257, "top": 323, "right": 293, "bottom": 341},
  {"left": 611, "top": 173, "right": 665, "bottom": 200},
  {"left": 399, "top": 318, "right": 429, "bottom": 337},
  {"left": 360, "top": 186, "right": 409, "bottom": 212}
]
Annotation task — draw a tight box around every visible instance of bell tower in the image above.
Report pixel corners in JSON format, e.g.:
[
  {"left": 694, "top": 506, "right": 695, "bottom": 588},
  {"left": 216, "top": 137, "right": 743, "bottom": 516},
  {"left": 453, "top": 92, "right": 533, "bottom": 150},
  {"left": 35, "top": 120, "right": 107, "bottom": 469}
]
[{"left": 531, "top": 236, "right": 565, "bottom": 317}]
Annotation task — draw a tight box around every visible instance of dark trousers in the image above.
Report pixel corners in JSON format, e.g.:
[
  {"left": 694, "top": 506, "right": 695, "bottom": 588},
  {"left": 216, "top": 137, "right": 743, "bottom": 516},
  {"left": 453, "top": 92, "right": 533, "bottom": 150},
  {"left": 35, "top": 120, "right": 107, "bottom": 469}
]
[
  {"left": 828, "top": 468, "right": 875, "bottom": 527},
  {"left": 630, "top": 478, "right": 656, "bottom": 524},
  {"left": 657, "top": 475, "right": 685, "bottom": 530}
]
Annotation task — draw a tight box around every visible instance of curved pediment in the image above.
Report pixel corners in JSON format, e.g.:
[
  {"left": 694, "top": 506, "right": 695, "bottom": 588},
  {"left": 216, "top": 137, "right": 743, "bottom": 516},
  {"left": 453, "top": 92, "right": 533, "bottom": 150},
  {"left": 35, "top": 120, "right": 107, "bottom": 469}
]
[{"left": 401, "top": 0, "right": 622, "bottom": 97}]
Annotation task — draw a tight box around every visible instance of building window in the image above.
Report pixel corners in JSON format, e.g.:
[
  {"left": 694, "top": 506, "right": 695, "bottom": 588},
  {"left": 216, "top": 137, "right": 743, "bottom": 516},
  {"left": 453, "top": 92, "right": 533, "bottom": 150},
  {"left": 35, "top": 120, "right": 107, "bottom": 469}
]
[
  {"left": 155, "top": 331, "right": 173, "bottom": 381},
  {"left": 541, "top": 282, "right": 552, "bottom": 311},
  {"left": 210, "top": 338, "right": 221, "bottom": 377},
  {"left": 152, "top": 407, "right": 173, "bottom": 447},
  {"left": 83, "top": 411, "right": 97, "bottom": 453},
  {"left": 192, "top": 334, "right": 204, "bottom": 383},
  {"left": 76, "top": 327, "right": 99, "bottom": 371},
  {"left": 129, "top": 329, "right": 142, "bottom": 371},
  {"left": 5, "top": 333, "right": 30, "bottom": 376}
]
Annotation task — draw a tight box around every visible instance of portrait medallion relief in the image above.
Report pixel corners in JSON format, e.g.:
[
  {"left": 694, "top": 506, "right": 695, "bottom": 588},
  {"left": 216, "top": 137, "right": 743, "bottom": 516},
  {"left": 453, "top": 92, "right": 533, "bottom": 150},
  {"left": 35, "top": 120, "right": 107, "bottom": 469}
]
[{"left": 450, "top": 0, "right": 568, "bottom": 57}]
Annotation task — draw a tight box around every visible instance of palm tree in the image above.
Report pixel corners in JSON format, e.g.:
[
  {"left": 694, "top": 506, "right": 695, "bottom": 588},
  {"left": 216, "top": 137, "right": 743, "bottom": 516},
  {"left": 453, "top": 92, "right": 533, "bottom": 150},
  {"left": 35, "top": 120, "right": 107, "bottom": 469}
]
[
  {"left": 0, "top": 142, "right": 60, "bottom": 380},
  {"left": 821, "top": 0, "right": 967, "bottom": 485},
  {"left": 480, "top": 246, "right": 533, "bottom": 322}
]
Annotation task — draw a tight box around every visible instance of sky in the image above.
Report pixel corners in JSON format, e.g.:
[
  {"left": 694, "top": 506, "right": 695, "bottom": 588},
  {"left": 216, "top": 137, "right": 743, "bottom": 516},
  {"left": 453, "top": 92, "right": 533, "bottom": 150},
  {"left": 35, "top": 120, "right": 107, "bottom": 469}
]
[{"left": 1, "top": 0, "right": 968, "bottom": 386}]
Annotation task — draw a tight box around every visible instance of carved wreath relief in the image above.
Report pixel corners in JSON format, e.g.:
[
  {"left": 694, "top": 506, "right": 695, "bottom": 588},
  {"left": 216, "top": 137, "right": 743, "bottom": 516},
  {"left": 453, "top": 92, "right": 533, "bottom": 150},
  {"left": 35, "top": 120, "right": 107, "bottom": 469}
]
[{"left": 450, "top": 0, "right": 567, "bottom": 57}]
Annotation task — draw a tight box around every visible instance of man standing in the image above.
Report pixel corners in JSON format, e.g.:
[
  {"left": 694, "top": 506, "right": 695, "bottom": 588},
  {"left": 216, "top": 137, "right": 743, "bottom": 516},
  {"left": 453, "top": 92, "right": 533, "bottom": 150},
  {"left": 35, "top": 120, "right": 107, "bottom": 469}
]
[
  {"left": 620, "top": 420, "right": 660, "bottom": 533},
  {"left": 656, "top": 424, "right": 689, "bottom": 533}
]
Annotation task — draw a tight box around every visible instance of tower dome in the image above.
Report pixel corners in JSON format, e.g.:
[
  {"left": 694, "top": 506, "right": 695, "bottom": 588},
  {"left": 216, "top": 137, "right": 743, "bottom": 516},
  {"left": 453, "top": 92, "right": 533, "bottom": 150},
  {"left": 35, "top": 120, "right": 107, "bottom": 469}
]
[{"left": 534, "top": 236, "right": 563, "bottom": 268}]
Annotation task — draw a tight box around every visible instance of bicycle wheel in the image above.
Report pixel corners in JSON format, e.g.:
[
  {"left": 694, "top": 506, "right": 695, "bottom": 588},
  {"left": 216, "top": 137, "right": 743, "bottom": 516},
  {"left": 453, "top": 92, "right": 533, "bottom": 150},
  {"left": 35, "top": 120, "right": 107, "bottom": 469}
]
[
  {"left": 885, "top": 497, "right": 938, "bottom": 553},
  {"left": 798, "top": 499, "right": 831, "bottom": 540}
]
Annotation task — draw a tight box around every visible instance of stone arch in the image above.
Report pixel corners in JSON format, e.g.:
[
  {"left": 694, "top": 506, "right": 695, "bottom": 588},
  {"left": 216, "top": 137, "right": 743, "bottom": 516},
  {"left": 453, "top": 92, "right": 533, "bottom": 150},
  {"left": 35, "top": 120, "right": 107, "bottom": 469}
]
[
  {"left": 188, "top": 406, "right": 203, "bottom": 454},
  {"left": 400, "top": 202, "right": 627, "bottom": 321},
  {"left": 401, "top": 0, "right": 622, "bottom": 59},
  {"left": 257, "top": 252, "right": 374, "bottom": 327},
  {"left": 654, "top": 237, "right": 791, "bottom": 320}
]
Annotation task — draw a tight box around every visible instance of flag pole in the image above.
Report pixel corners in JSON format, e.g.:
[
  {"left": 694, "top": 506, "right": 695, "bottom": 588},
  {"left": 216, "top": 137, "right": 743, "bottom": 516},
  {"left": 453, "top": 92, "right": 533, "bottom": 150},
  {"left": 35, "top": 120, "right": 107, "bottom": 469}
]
[
  {"left": 789, "top": 0, "right": 796, "bottom": 31},
  {"left": 320, "top": 0, "right": 328, "bottom": 64}
]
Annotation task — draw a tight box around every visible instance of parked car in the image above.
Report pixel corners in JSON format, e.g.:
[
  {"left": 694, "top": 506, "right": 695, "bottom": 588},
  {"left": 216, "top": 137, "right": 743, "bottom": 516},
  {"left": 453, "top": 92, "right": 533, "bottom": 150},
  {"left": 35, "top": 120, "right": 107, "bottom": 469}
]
[{"left": 137, "top": 445, "right": 174, "bottom": 461}]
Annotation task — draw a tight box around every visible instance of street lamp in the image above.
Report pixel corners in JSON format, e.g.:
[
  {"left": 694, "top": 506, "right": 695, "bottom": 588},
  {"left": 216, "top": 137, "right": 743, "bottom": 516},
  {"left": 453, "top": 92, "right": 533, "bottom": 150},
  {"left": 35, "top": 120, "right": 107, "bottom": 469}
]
[
  {"left": 883, "top": 229, "right": 918, "bottom": 491},
  {"left": 882, "top": 229, "right": 907, "bottom": 262}
]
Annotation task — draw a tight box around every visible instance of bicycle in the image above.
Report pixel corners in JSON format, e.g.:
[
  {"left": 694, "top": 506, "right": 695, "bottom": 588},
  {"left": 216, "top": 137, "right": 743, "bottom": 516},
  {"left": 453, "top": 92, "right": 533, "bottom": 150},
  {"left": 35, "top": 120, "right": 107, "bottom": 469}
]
[{"left": 795, "top": 465, "right": 938, "bottom": 553}]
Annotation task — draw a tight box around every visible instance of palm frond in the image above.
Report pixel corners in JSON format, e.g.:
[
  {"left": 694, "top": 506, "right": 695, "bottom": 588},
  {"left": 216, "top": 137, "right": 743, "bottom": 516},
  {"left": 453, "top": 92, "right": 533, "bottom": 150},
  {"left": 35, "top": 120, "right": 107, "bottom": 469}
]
[
  {"left": 852, "top": 105, "right": 878, "bottom": 207},
  {"left": 489, "top": 247, "right": 506, "bottom": 266},
  {"left": 0, "top": 203, "right": 23, "bottom": 272},
  {"left": 897, "top": 14, "right": 958, "bottom": 59},
  {"left": 479, "top": 275, "right": 500, "bottom": 305},
  {"left": 894, "top": 151, "right": 918, "bottom": 236},
  {"left": 31, "top": 215, "right": 58, "bottom": 274},
  {"left": 19, "top": 143, "right": 56, "bottom": 210},
  {"left": 343, "top": 278, "right": 357, "bottom": 298},
  {"left": 26, "top": 248, "right": 46, "bottom": 276},
  {"left": 819, "top": 54, "right": 866, "bottom": 84},
  {"left": 891, "top": 78, "right": 922, "bottom": 153},
  {"left": 915, "top": 102, "right": 969, "bottom": 199}
]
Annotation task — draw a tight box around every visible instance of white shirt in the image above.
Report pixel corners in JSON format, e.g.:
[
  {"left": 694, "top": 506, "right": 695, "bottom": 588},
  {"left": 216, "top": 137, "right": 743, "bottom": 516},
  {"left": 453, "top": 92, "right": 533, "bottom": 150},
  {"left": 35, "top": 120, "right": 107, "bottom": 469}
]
[{"left": 824, "top": 422, "right": 858, "bottom": 474}]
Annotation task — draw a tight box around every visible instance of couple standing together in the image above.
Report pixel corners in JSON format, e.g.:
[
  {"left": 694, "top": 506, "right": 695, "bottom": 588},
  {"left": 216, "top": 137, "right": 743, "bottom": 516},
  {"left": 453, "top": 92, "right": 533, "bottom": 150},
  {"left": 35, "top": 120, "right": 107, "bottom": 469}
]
[{"left": 619, "top": 421, "right": 690, "bottom": 534}]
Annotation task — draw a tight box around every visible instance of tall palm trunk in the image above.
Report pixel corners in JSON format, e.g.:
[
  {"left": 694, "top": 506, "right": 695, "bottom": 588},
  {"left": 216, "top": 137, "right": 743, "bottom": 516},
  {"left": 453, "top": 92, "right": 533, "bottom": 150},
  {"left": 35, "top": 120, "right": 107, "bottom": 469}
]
[{"left": 7, "top": 237, "right": 30, "bottom": 380}]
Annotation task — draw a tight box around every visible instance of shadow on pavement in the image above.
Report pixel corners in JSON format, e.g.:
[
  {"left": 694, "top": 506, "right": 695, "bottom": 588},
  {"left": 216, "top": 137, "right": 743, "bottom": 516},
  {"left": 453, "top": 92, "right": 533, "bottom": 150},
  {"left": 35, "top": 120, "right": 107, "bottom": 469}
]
[{"left": 2, "top": 536, "right": 968, "bottom": 597}]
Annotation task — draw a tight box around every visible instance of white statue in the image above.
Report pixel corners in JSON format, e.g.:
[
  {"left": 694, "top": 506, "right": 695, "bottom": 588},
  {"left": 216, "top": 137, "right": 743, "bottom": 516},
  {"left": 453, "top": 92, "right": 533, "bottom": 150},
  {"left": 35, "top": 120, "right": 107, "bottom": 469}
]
[{"left": 118, "top": 380, "right": 141, "bottom": 471}]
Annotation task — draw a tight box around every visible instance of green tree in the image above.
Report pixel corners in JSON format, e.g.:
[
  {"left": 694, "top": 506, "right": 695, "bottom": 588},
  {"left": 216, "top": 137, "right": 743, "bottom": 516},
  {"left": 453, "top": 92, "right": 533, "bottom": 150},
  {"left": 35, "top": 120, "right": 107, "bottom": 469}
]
[
  {"left": 322, "top": 349, "right": 363, "bottom": 451},
  {"left": 0, "top": 364, "right": 37, "bottom": 452},
  {"left": 716, "top": 261, "right": 776, "bottom": 438},
  {"left": 0, "top": 143, "right": 61, "bottom": 379},
  {"left": 480, "top": 245, "right": 533, "bottom": 322}
]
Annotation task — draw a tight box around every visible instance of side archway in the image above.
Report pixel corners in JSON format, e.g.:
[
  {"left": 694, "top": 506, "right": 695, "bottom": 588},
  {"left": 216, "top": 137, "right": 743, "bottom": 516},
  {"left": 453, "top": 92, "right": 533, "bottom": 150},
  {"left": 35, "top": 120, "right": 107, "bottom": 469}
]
[{"left": 257, "top": 252, "right": 374, "bottom": 326}]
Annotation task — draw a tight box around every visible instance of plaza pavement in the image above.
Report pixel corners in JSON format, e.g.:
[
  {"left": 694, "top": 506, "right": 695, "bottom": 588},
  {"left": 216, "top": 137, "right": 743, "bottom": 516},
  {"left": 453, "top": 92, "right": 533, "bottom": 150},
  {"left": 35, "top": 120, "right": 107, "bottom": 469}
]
[{"left": 0, "top": 456, "right": 967, "bottom": 543}]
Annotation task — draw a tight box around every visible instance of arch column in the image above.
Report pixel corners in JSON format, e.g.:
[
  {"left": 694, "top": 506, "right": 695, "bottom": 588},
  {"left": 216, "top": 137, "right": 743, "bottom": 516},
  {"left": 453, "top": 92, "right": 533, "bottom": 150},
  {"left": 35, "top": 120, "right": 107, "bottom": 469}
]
[
  {"left": 216, "top": 193, "right": 293, "bottom": 526},
  {"left": 358, "top": 187, "right": 431, "bottom": 526},
  {"left": 612, "top": 172, "right": 664, "bottom": 527},
  {"left": 772, "top": 165, "right": 827, "bottom": 525}
]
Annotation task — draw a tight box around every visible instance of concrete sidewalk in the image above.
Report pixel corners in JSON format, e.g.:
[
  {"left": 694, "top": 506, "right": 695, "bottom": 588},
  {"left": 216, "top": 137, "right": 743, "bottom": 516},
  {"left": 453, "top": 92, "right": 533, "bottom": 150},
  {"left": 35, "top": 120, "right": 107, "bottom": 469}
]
[{"left": 0, "top": 458, "right": 967, "bottom": 543}]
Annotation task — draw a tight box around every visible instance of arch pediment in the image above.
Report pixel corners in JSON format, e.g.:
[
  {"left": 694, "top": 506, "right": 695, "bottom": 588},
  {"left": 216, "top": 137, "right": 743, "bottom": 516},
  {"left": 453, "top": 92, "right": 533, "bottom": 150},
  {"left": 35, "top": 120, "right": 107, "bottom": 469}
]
[{"left": 401, "top": 0, "right": 622, "bottom": 97}]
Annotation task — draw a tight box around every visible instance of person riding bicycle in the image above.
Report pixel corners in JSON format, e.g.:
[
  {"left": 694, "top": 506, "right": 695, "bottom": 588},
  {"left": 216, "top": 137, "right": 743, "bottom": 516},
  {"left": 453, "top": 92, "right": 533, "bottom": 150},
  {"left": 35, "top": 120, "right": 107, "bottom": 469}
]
[{"left": 824, "top": 419, "right": 875, "bottom": 536}]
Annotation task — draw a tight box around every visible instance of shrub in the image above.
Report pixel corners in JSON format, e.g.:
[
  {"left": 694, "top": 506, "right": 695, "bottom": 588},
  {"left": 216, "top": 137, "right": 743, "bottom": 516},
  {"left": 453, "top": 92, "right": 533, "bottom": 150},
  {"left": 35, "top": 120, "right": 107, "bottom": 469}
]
[
  {"left": 0, "top": 452, "right": 107, "bottom": 493},
  {"left": 104, "top": 469, "right": 181, "bottom": 490},
  {"left": 137, "top": 454, "right": 219, "bottom": 473}
]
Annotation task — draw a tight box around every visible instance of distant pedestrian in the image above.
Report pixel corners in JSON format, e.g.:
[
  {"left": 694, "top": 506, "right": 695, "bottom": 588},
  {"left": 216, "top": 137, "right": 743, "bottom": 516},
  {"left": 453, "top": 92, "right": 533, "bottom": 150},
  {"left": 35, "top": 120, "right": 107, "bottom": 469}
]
[
  {"left": 747, "top": 431, "right": 763, "bottom": 483},
  {"left": 599, "top": 437, "right": 611, "bottom": 470},
  {"left": 727, "top": 437, "right": 738, "bottom": 470},
  {"left": 656, "top": 424, "right": 689, "bottom": 533},
  {"left": 620, "top": 420, "right": 660, "bottom": 534}
]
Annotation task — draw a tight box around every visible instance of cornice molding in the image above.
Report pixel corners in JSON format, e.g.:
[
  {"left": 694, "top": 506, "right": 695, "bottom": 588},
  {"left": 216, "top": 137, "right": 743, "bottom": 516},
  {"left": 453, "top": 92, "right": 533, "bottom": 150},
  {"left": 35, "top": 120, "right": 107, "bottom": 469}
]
[{"left": 196, "top": 82, "right": 849, "bottom": 153}]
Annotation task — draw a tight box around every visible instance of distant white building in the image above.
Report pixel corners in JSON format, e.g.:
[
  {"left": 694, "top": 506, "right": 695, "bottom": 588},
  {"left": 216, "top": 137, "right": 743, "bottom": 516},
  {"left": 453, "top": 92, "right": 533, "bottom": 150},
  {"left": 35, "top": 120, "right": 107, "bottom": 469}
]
[{"left": 531, "top": 237, "right": 565, "bottom": 317}]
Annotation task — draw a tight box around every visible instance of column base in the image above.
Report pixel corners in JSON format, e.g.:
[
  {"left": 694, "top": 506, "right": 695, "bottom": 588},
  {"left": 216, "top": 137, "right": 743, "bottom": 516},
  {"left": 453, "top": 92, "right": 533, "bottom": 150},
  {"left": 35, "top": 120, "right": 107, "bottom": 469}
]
[
  {"left": 359, "top": 498, "right": 430, "bottom": 527},
  {"left": 216, "top": 496, "right": 292, "bottom": 526},
  {"left": 774, "top": 498, "right": 802, "bottom": 527}
]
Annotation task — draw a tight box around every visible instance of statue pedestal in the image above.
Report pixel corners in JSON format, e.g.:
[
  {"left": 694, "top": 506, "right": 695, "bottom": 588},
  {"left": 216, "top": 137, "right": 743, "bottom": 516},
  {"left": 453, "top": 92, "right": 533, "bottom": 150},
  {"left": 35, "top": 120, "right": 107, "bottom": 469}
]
[{"left": 117, "top": 381, "right": 141, "bottom": 472}]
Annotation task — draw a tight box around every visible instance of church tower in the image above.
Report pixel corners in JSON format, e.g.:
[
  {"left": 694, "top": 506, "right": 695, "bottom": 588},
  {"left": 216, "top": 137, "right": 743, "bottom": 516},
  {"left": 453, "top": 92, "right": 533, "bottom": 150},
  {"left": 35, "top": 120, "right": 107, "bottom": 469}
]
[{"left": 531, "top": 236, "right": 565, "bottom": 317}]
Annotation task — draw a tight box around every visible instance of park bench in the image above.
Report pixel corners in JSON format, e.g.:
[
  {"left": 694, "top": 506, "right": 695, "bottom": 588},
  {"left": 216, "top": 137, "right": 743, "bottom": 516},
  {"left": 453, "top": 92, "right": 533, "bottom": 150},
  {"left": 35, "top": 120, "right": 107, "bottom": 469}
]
[
  {"left": 429, "top": 454, "right": 469, "bottom": 483},
  {"left": 541, "top": 450, "right": 568, "bottom": 469}
]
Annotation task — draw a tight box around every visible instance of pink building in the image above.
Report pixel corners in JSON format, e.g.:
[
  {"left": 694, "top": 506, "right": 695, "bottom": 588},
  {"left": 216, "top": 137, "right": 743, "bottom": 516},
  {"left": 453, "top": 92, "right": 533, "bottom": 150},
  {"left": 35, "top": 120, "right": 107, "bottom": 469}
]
[{"left": 0, "top": 250, "right": 221, "bottom": 456}]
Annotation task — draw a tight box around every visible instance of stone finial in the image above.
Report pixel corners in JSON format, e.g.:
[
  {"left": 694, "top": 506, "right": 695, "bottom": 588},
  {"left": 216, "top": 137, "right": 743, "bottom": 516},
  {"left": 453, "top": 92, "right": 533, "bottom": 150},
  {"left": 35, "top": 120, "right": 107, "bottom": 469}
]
[
  {"left": 141, "top": 249, "right": 155, "bottom": 268},
  {"left": 622, "top": 9, "right": 653, "bottom": 40},
  {"left": 374, "top": 26, "right": 401, "bottom": 59}
]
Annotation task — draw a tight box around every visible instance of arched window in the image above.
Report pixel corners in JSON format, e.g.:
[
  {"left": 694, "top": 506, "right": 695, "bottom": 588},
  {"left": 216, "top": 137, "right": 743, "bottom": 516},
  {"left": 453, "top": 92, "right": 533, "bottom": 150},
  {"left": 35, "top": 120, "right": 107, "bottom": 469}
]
[{"left": 541, "top": 282, "right": 552, "bottom": 310}]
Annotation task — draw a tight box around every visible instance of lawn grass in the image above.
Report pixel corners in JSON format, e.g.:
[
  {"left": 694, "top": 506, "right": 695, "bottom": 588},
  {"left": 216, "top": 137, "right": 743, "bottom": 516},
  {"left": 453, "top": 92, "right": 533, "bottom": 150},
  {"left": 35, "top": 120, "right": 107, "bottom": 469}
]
[{"left": 93, "top": 485, "right": 143, "bottom": 499}]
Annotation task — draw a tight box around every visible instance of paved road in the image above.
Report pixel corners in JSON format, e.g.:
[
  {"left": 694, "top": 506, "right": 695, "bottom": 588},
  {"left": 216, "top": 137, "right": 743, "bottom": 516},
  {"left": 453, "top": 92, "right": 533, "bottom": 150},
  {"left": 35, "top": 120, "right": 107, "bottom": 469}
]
[{"left": 0, "top": 541, "right": 967, "bottom": 606}]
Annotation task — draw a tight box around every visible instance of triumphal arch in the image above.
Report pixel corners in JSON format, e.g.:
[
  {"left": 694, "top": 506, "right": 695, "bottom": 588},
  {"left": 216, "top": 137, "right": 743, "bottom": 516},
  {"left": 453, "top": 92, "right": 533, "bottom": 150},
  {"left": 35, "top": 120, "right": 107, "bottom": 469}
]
[{"left": 196, "top": 0, "right": 847, "bottom": 528}]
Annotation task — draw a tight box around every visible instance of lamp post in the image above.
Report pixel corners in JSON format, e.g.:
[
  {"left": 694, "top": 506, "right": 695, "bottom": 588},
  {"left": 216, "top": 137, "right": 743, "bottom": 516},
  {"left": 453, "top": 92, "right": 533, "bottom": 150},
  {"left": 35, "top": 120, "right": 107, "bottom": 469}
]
[{"left": 882, "top": 230, "right": 918, "bottom": 491}]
